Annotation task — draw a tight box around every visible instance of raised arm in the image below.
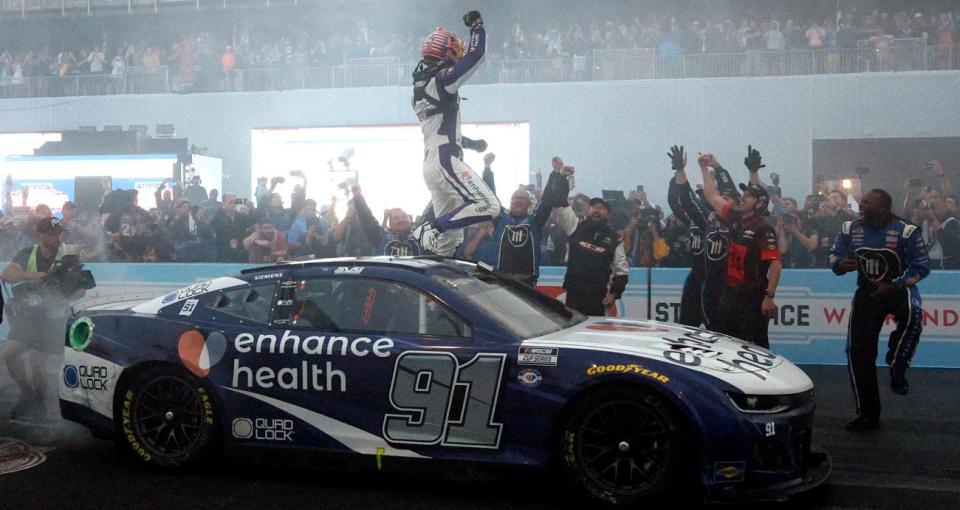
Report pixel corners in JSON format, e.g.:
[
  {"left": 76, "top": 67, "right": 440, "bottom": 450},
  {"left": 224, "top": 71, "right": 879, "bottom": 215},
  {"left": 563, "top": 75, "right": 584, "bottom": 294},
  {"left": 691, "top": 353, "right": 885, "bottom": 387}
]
[
  {"left": 437, "top": 13, "right": 486, "bottom": 94},
  {"left": 698, "top": 153, "right": 731, "bottom": 215}
]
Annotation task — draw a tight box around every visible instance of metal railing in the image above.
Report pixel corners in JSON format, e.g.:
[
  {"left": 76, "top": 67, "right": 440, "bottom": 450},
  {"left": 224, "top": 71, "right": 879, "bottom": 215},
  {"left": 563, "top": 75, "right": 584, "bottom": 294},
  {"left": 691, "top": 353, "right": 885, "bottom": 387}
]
[
  {"left": 0, "top": 66, "right": 169, "bottom": 98},
  {"left": 1, "top": 45, "right": 958, "bottom": 99}
]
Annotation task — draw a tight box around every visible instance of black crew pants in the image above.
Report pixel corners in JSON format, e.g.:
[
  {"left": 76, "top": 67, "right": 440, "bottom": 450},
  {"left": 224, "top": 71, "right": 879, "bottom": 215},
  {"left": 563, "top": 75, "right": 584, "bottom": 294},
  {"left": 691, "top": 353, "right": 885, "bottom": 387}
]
[
  {"left": 678, "top": 269, "right": 703, "bottom": 327},
  {"left": 566, "top": 290, "right": 606, "bottom": 317},
  {"left": 847, "top": 285, "right": 923, "bottom": 420},
  {"left": 713, "top": 286, "right": 769, "bottom": 348}
]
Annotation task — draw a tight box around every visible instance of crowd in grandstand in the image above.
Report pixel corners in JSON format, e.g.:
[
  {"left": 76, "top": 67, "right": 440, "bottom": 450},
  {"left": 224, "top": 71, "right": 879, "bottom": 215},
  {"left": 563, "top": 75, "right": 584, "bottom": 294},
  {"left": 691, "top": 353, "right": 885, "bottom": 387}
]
[
  {"left": 0, "top": 157, "right": 956, "bottom": 270},
  {"left": 1, "top": 4, "right": 958, "bottom": 86}
]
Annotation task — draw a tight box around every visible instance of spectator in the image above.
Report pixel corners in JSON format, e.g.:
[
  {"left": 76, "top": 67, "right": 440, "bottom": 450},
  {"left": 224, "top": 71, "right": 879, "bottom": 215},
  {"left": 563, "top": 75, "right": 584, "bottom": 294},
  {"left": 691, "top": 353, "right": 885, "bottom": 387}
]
[
  {"left": 221, "top": 45, "right": 236, "bottom": 71},
  {"left": 765, "top": 21, "right": 786, "bottom": 51},
  {"left": 922, "top": 196, "right": 959, "bottom": 269},
  {"left": 260, "top": 193, "right": 292, "bottom": 232},
  {"left": 0, "top": 216, "right": 19, "bottom": 260},
  {"left": 168, "top": 199, "right": 211, "bottom": 262},
  {"left": 110, "top": 51, "right": 125, "bottom": 76},
  {"left": 200, "top": 188, "right": 222, "bottom": 220},
  {"left": 61, "top": 201, "right": 105, "bottom": 262},
  {"left": 776, "top": 199, "right": 817, "bottom": 268},
  {"left": 287, "top": 199, "right": 329, "bottom": 258},
  {"left": 628, "top": 211, "right": 669, "bottom": 267},
  {"left": 805, "top": 20, "right": 826, "bottom": 48},
  {"left": 659, "top": 213, "right": 692, "bottom": 268},
  {"left": 184, "top": 174, "right": 208, "bottom": 206},
  {"left": 86, "top": 45, "right": 105, "bottom": 74},
  {"left": 104, "top": 190, "right": 156, "bottom": 261},
  {"left": 210, "top": 193, "right": 255, "bottom": 262},
  {"left": 809, "top": 195, "right": 844, "bottom": 267},
  {"left": 243, "top": 220, "right": 289, "bottom": 263}
]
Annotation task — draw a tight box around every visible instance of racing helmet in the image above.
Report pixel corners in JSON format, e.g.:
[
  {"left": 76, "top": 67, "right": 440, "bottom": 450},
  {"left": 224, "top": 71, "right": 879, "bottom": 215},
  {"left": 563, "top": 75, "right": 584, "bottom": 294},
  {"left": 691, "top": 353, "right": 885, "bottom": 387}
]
[{"left": 421, "top": 27, "right": 464, "bottom": 65}]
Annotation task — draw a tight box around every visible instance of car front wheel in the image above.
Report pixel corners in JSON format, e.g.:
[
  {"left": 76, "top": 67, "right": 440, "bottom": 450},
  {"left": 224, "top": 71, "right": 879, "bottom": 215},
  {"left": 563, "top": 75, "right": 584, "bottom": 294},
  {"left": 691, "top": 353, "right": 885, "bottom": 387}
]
[
  {"left": 559, "top": 387, "right": 688, "bottom": 506},
  {"left": 116, "top": 365, "right": 219, "bottom": 468}
]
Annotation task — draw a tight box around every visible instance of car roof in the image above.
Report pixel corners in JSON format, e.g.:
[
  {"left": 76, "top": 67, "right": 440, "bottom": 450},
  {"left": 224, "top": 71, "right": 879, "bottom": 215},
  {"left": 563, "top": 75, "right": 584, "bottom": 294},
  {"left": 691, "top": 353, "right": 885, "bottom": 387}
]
[{"left": 239, "top": 256, "right": 480, "bottom": 278}]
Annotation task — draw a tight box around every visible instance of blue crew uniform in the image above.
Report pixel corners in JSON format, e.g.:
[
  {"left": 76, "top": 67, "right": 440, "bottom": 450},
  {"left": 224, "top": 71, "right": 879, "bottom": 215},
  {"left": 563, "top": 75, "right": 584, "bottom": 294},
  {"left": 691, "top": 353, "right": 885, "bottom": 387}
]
[
  {"left": 473, "top": 171, "right": 571, "bottom": 285},
  {"left": 671, "top": 171, "right": 734, "bottom": 329},
  {"left": 831, "top": 217, "right": 929, "bottom": 421}
]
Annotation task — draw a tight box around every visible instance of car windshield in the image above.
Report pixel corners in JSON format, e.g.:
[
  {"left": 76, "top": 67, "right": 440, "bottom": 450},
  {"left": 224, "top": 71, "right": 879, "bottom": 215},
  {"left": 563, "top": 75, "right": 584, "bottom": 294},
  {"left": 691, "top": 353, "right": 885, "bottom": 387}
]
[{"left": 433, "top": 270, "right": 586, "bottom": 339}]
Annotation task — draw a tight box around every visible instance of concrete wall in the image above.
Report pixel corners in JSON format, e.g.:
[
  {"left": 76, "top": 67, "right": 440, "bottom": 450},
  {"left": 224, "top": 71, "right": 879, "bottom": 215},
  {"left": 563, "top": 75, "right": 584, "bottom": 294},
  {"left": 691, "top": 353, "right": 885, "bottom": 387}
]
[{"left": 2, "top": 71, "right": 959, "bottom": 206}]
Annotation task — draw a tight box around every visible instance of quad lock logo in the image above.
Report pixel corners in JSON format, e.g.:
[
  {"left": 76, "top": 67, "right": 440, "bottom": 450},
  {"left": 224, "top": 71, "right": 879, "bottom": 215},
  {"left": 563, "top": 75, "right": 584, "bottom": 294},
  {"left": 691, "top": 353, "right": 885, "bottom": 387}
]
[
  {"left": 232, "top": 417, "right": 295, "bottom": 441},
  {"left": 63, "top": 364, "right": 109, "bottom": 391}
]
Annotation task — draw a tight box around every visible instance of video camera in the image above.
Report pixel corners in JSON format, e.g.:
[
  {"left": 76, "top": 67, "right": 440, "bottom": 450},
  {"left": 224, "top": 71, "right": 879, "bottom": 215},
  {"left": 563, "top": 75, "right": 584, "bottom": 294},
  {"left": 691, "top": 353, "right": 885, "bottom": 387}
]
[{"left": 11, "top": 251, "right": 97, "bottom": 315}]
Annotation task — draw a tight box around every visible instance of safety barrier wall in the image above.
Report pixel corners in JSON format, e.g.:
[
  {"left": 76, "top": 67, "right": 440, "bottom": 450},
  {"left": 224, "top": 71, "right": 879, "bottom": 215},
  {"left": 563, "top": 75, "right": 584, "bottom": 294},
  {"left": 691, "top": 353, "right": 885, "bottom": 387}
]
[{"left": 2, "top": 264, "right": 956, "bottom": 368}]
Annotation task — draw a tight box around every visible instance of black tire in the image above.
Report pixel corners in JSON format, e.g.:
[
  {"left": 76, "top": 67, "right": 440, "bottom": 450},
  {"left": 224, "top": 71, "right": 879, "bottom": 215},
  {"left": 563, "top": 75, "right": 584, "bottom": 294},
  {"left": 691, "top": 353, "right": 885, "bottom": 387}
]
[
  {"left": 559, "top": 387, "right": 689, "bottom": 506},
  {"left": 115, "top": 364, "right": 219, "bottom": 468}
]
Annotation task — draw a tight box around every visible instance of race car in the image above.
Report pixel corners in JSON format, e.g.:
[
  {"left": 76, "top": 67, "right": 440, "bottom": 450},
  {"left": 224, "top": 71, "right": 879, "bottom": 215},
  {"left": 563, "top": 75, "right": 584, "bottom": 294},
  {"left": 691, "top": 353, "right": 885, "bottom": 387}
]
[{"left": 60, "top": 257, "right": 829, "bottom": 505}]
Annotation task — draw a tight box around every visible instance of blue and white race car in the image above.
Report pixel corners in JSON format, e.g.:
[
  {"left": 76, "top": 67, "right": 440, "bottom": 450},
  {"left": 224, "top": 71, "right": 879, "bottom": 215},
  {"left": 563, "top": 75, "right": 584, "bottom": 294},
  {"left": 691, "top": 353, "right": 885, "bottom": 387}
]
[{"left": 60, "top": 257, "right": 829, "bottom": 505}]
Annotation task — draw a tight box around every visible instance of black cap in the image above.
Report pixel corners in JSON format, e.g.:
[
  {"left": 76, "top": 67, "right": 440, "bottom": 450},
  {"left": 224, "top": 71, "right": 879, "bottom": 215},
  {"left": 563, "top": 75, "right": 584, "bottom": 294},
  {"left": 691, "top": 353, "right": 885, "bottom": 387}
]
[
  {"left": 589, "top": 197, "right": 611, "bottom": 212},
  {"left": 738, "top": 183, "right": 770, "bottom": 215},
  {"left": 36, "top": 217, "right": 64, "bottom": 235}
]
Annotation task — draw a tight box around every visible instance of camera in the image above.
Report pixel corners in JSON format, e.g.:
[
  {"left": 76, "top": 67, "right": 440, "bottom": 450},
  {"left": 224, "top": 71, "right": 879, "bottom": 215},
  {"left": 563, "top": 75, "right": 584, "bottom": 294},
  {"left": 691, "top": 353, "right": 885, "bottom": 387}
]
[
  {"left": 271, "top": 176, "right": 285, "bottom": 186},
  {"left": 907, "top": 178, "right": 922, "bottom": 188},
  {"left": 770, "top": 172, "right": 780, "bottom": 186}
]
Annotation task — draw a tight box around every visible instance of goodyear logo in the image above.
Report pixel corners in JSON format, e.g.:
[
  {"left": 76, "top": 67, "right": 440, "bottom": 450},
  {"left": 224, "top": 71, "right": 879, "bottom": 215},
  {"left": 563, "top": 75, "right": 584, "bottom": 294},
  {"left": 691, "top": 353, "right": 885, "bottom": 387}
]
[{"left": 586, "top": 364, "right": 669, "bottom": 383}]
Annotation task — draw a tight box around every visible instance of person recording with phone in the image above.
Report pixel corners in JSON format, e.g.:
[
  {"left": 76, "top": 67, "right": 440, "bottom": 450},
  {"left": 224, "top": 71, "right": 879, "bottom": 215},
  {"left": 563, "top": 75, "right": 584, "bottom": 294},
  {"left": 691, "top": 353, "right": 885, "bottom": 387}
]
[{"left": 211, "top": 193, "right": 257, "bottom": 262}]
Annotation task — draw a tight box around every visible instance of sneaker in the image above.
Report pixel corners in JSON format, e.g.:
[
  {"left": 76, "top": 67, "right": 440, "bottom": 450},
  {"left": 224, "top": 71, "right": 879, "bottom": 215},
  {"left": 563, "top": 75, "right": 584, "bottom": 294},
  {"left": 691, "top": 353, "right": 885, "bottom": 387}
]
[
  {"left": 413, "top": 223, "right": 442, "bottom": 254},
  {"left": 891, "top": 374, "right": 909, "bottom": 395},
  {"left": 845, "top": 416, "right": 881, "bottom": 432}
]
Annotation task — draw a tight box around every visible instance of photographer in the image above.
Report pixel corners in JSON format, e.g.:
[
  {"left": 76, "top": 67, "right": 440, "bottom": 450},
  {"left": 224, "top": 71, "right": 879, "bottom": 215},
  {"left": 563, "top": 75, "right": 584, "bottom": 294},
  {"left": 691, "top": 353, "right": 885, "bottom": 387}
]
[
  {"left": 777, "top": 198, "right": 817, "bottom": 268},
  {"left": 2, "top": 218, "right": 89, "bottom": 419},
  {"left": 628, "top": 209, "right": 669, "bottom": 267},
  {"left": 244, "top": 220, "right": 289, "bottom": 263},
  {"left": 287, "top": 199, "right": 330, "bottom": 258}
]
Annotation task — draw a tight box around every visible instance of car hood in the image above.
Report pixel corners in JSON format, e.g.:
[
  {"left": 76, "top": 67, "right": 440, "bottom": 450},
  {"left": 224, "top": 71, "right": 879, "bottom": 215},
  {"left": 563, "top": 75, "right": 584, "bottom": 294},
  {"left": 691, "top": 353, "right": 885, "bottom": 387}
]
[{"left": 523, "top": 317, "right": 813, "bottom": 395}]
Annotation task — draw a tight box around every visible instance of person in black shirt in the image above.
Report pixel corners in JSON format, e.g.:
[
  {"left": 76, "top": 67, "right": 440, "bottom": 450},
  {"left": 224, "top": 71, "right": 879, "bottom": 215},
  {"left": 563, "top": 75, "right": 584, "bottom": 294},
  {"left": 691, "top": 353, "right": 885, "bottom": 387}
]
[
  {"left": 562, "top": 198, "right": 629, "bottom": 316},
  {"left": 700, "top": 152, "right": 782, "bottom": 348}
]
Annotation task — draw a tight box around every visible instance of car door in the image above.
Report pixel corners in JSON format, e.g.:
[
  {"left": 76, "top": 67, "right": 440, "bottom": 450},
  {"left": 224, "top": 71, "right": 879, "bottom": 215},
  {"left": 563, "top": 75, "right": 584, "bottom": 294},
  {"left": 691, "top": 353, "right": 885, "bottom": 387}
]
[{"left": 264, "top": 273, "right": 510, "bottom": 458}]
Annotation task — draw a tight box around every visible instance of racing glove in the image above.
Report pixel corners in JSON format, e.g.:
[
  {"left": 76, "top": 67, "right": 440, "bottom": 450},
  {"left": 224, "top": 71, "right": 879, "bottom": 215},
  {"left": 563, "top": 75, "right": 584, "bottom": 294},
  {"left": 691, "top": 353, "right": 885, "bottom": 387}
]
[
  {"left": 668, "top": 145, "right": 686, "bottom": 171},
  {"left": 744, "top": 145, "right": 766, "bottom": 173},
  {"left": 461, "top": 137, "right": 488, "bottom": 153}
]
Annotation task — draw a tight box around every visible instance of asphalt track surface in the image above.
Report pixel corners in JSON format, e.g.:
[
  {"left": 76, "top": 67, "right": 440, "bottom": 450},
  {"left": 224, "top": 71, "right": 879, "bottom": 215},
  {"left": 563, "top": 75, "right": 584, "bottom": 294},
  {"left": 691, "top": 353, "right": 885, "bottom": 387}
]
[{"left": 1, "top": 365, "right": 958, "bottom": 510}]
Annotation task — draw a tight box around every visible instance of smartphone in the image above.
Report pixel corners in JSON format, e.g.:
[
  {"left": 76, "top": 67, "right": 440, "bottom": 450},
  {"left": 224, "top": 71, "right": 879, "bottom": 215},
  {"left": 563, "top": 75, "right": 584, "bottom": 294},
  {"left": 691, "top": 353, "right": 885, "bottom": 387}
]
[
  {"left": 525, "top": 184, "right": 535, "bottom": 192},
  {"left": 235, "top": 198, "right": 249, "bottom": 205},
  {"left": 636, "top": 185, "right": 644, "bottom": 193}
]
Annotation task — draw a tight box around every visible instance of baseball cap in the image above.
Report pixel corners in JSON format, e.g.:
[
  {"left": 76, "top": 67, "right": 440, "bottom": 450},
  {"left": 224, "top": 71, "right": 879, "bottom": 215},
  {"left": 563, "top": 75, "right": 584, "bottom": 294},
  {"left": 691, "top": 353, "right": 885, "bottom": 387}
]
[
  {"left": 36, "top": 217, "right": 64, "bottom": 234},
  {"left": 738, "top": 183, "right": 770, "bottom": 215},
  {"left": 589, "top": 197, "right": 611, "bottom": 212}
]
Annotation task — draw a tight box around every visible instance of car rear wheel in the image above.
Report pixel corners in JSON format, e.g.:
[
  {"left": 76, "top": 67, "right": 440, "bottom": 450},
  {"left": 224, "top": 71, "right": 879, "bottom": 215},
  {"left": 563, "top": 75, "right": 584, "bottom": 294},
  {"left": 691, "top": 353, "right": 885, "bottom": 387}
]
[
  {"left": 116, "top": 365, "right": 218, "bottom": 468},
  {"left": 559, "top": 387, "right": 688, "bottom": 506}
]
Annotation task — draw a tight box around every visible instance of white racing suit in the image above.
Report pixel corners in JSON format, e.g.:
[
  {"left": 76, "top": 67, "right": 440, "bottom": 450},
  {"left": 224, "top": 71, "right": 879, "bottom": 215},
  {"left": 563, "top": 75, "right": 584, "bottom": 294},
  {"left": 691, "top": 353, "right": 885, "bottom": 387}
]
[{"left": 413, "top": 24, "right": 500, "bottom": 256}]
